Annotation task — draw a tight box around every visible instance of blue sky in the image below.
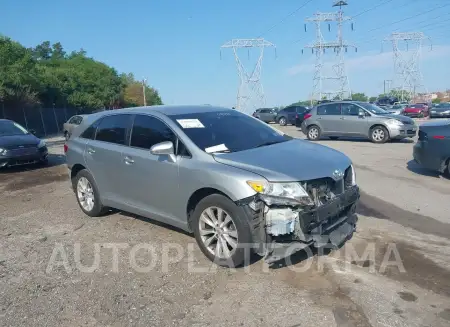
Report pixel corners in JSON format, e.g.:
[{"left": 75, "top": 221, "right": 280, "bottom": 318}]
[{"left": 1, "top": 0, "right": 449, "bottom": 107}]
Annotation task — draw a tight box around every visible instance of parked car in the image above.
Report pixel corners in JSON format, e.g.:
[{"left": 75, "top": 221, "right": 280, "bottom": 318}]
[
  {"left": 387, "top": 104, "right": 407, "bottom": 115},
  {"left": 429, "top": 102, "right": 450, "bottom": 118},
  {"left": 0, "top": 119, "right": 48, "bottom": 168},
  {"left": 65, "top": 105, "right": 359, "bottom": 267},
  {"left": 376, "top": 96, "right": 399, "bottom": 108},
  {"left": 294, "top": 107, "right": 312, "bottom": 127},
  {"left": 413, "top": 120, "right": 450, "bottom": 175},
  {"left": 63, "top": 115, "right": 86, "bottom": 140},
  {"left": 276, "top": 105, "right": 309, "bottom": 126},
  {"left": 252, "top": 108, "right": 277, "bottom": 123},
  {"left": 403, "top": 104, "right": 428, "bottom": 118},
  {"left": 301, "top": 101, "right": 416, "bottom": 143}
]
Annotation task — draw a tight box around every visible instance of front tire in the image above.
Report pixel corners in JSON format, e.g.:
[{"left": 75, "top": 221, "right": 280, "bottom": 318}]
[
  {"left": 73, "top": 169, "right": 108, "bottom": 217},
  {"left": 278, "top": 117, "right": 287, "bottom": 126},
  {"left": 370, "top": 126, "right": 389, "bottom": 144},
  {"left": 192, "top": 194, "right": 253, "bottom": 267},
  {"left": 307, "top": 125, "right": 321, "bottom": 141}
]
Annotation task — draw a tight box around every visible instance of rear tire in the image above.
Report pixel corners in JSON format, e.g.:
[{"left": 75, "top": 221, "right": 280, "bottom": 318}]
[
  {"left": 370, "top": 126, "right": 389, "bottom": 144},
  {"left": 192, "top": 194, "right": 253, "bottom": 267},
  {"left": 278, "top": 117, "right": 287, "bottom": 126},
  {"left": 307, "top": 125, "right": 321, "bottom": 141},
  {"left": 73, "top": 169, "right": 108, "bottom": 217}
]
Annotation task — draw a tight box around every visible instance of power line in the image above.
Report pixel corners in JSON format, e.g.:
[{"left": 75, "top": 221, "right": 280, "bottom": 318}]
[
  {"left": 364, "top": 2, "right": 450, "bottom": 34},
  {"left": 351, "top": 0, "right": 395, "bottom": 19},
  {"left": 257, "top": 0, "right": 314, "bottom": 38}
]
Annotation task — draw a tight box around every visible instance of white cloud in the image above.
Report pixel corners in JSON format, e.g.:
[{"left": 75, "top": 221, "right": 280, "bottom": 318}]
[{"left": 287, "top": 45, "right": 450, "bottom": 76}]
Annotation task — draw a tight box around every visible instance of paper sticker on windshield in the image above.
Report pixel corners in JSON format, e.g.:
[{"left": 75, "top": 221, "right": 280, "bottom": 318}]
[
  {"left": 205, "top": 144, "right": 228, "bottom": 154},
  {"left": 176, "top": 119, "right": 204, "bottom": 128}
]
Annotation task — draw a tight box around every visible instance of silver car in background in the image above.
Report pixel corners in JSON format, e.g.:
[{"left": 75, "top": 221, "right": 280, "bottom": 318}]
[
  {"left": 302, "top": 101, "right": 417, "bottom": 143},
  {"left": 63, "top": 115, "right": 86, "bottom": 140},
  {"left": 65, "top": 105, "right": 359, "bottom": 267}
]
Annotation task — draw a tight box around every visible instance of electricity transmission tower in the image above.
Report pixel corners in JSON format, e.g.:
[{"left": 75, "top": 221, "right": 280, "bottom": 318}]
[
  {"left": 220, "top": 38, "right": 275, "bottom": 115},
  {"left": 304, "top": 1, "right": 355, "bottom": 102},
  {"left": 383, "top": 32, "right": 431, "bottom": 101}
]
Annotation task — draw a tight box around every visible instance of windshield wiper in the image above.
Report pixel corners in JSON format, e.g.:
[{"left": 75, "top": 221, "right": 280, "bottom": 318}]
[{"left": 256, "top": 140, "right": 283, "bottom": 148}]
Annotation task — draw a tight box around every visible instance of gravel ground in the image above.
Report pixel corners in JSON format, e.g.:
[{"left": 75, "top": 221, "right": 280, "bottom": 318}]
[{"left": 0, "top": 131, "right": 449, "bottom": 327}]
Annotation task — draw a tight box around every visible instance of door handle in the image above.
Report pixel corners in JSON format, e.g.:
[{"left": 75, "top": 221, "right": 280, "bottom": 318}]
[
  {"left": 340, "top": 117, "right": 345, "bottom": 120},
  {"left": 124, "top": 156, "right": 134, "bottom": 165},
  {"left": 87, "top": 148, "right": 95, "bottom": 154}
]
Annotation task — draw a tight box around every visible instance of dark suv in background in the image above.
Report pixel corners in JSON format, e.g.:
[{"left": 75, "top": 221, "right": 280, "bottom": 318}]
[
  {"left": 276, "top": 105, "right": 309, "bottom": 126},
  {"left": 252, "top": 108, "right": 277, "bottom": 123}
]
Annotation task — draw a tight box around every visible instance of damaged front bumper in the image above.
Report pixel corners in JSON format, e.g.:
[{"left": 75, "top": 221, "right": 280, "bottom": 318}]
[{"left": 238, "top": 185, "right": 360, "bottom": 263}]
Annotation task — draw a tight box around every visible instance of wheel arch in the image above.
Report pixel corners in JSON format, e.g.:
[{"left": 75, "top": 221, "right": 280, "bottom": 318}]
[{"left": 186, "top": 187, "right": 234, "bottom": 232}]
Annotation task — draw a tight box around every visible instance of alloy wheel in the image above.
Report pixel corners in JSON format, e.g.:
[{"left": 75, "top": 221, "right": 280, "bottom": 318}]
[
  {"left": 309, "top": 127, "right": 319, "bottom": 139},
  {"left": 372, "top": 128, "right": 385, "bottom": 142},
  {"left": 198, "top": 207, "right": 238, "bottom": 259},
  {"left": 77, "top": 177, "right": 95, "bottom": 212}
]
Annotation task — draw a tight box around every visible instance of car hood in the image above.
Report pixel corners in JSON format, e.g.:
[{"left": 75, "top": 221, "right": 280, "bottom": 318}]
[
  {"left": 377, "top": 114, "right": 414, "bottom": 124},
  {"left": 212, "top": 139, "right": 352, "bottom": 182},
  {"left": 0, "top": 134, "right": 40, "bottom": 148}
]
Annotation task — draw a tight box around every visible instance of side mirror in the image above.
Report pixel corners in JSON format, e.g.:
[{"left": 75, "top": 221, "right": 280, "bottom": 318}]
[
  {"left": 150, "top": 141, "right": 176, "bottom": 162},
  {"left": 150, "top": 141, "right": 174, "bottom": 155}
]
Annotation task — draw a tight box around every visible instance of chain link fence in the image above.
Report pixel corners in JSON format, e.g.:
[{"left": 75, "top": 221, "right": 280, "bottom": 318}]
[{"left": 0, "top": 104, "right": 99, "bottom": 138}]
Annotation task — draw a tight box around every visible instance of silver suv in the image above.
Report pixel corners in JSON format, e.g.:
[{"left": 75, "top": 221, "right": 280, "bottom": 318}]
[
  {"left": 302, "top": 101, "right": 416, "bottom": 143},
  {"left": 65, "top": 105, "right": 359, "bottom": 267}
]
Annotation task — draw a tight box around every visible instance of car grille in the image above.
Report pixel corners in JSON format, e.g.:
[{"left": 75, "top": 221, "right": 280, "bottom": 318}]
[
  {"left": 302, "top": 165, "right": 353, "bottom": 206},
  {"left": 9, "top": 146, "right": 38, "bottom": 155}
]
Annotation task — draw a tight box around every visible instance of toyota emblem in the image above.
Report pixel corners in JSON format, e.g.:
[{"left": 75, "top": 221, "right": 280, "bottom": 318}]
[{"left": 332, "top": 169, "right": 344, "bottom": 180}]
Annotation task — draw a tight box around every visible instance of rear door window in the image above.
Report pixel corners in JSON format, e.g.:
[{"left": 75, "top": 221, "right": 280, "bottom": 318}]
[
  {"left": 95, "top": 114, "right": 132, "bottom": 145},
  {"left": 317, "top": 103, "right": 341, "bottom": 115}
]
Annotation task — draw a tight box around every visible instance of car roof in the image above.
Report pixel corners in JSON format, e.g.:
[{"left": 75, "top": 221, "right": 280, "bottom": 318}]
[{"left": 83, "top": 105, "right": 231, "bottom": 119}]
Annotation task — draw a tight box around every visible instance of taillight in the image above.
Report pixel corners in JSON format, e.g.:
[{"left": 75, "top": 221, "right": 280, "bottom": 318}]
[
  {"left": 304, "top": 113, "right": 312, "bottom": 120},
  {"left": 64, "top": 144, "right": 68, "bottom": 153},
  {"left": 433, "top": 135, "right": 445, "bottom": 139}
]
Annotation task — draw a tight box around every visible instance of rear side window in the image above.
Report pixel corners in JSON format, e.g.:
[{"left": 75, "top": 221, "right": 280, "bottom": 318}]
[
  {"left": 80, "top": 119, "right": 101, "bottom": 140},
  {"left": 95, "top": 114, "right": 132, "bottom": 145},
  {"left": 284, "top": 107, "right": 295, "bottom": 113},
  {"left": 130, "top": 115, "right": 177, "bottom": 150},
  {"left": 296, "top": 106, "right": 307, "bottom": 114},
  {"left": 317, "top": 103, "right": 341, "bottom": 115}
]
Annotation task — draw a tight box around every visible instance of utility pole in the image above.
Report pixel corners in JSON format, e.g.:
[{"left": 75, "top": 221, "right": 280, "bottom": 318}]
[
  {"left": 384, "top": 79, "right": 392, "bottom": 94},
  {"left": 142, "top": 78, "right": 147, "bottom": 106},
  {"left": 220, "top": 38, "right": 276, "bottom": 115},
  {"left": 303, "top": 1, "right": 356, "bottom": 102},
  {"left": 384, "top": 32, "right": 431, "bottom": 102}
]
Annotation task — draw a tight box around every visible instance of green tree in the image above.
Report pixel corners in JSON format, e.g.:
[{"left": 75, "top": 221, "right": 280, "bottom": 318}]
[
  {"left": 432, "top": 98, "right": 441, "bottom": 104},
  {"left": 351, "top": 92, "right": 368, "bottom": 102},
  {"left": 0, "top": 36, "right": 163, "bottom": 111},
  {"left": 369, "top": 96, "right": 377, "bottom": 103}
]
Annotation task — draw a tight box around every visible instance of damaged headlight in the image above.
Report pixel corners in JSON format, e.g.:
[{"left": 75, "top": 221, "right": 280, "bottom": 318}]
[{"left": 246, "top": 181, "right": 313, "bottom": 206}]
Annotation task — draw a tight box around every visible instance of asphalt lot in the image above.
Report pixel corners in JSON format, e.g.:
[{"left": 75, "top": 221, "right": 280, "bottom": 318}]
[{"left": 1, "top": 129, "right": 450, "bottom": 327}]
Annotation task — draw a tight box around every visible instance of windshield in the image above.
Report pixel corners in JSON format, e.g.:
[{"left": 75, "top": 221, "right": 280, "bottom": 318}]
[
  {"left": 358, "top": 102, "right": 389, "bottom": 115},
  {"left": 169, "top": 110, "right": 291, "bottom": 153},
  {"left": 0, "top": 121, "right": 29, "bottom": 136}
]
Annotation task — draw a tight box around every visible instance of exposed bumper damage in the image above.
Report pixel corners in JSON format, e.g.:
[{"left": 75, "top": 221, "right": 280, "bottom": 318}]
[{"left": 237, "top": 176, "right": 360, "bottom": 264}]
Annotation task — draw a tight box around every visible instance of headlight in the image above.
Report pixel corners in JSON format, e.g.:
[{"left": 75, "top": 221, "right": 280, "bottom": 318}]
[
  {"left": 37, "top": 140, "right": 46, "bottom": 148},
  {"left": 246, "top": 181, "right": 313, "bottom": 206},
  {"left": 0, "top": 148, "right": 6, "bottom": 156},
  {"left": 385, "top": 119, "right": 403, "bottom": 127}
]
